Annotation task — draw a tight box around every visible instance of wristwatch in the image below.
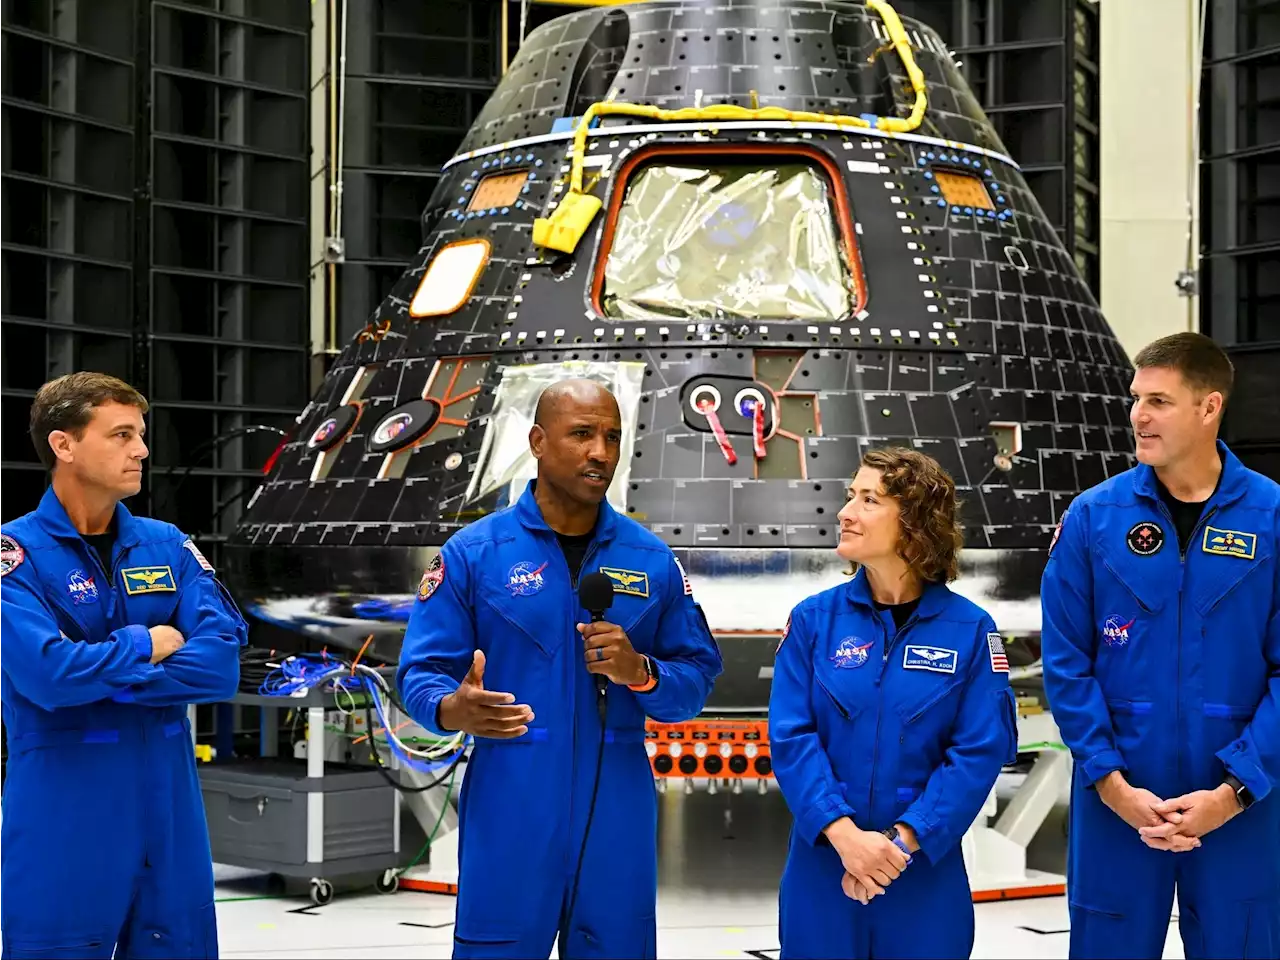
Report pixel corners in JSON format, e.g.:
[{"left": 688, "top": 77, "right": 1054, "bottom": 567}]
[
  {"left": 1224, "top": 773, "right": 1255, "bottom": 811},
  {"left": 882, "top": 826, "right": 913, "bottom": 862},
  {"left": 627, "top": 654, "right": 658, "bottom": 693}
]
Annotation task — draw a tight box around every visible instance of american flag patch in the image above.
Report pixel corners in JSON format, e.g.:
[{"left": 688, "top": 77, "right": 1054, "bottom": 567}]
[
  {"left": 184, "top": 539, "right": 214, "bottom": 573},
  {"left": 988, "top": 632, "right": 1009, "bottom": 673},
  {"left": 673, "top": 556, "right": 693, "bottom": 596},
  {"left": 777, "top": 614, "right": 791, "bottom": 653}
]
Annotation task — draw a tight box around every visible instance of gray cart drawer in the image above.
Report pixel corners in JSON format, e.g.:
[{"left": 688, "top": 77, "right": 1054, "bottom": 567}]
[{"left": 200, "top": 760, "right": 396, "bottom": 866}]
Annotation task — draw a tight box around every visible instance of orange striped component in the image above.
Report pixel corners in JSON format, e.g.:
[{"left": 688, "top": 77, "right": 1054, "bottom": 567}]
[{"left": 646, "top": 717, "right": 773, "bottom": 779}]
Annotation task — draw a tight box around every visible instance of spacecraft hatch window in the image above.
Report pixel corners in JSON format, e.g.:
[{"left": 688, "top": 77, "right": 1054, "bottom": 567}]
[
  {"left": 594, "top": 148, "right": 864, "bottom": 323},
  {"left": 409, "top": 238, "right": 490, "bottom": 318},
  {"left": 933, "top": 169, "right": 994, "bottom": 210}
]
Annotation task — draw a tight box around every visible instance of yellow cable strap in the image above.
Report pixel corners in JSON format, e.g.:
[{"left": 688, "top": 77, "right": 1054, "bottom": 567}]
[{"left": 539, "top": 0, "right": 929, "bottom": 251}]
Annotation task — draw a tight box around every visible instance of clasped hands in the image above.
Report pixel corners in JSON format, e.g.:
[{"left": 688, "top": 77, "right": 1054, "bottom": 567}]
[
  {"left": 1096, "top": 771, "right": 1241, "bottom": 853},
  {"left": 824, "top": 817, "right": 917, "bottom": 907},
  {"left": 438, "top": 622, "right": 647, "bottom": 738}
]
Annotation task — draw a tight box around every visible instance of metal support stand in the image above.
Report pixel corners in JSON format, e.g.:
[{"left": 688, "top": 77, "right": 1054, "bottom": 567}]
[{"left": 963, "top": 710, "right": 1070, "bottom": 901}]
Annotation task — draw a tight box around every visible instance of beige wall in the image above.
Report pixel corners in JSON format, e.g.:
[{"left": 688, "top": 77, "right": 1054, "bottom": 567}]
[{"left": 1100, "top": 0, "right": 1201, "bottom": 361}]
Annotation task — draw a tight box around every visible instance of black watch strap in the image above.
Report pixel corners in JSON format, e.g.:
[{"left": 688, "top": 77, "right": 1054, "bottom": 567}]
[{"left": 1224, "top": 773, "right": 1255, "bottom": 810}]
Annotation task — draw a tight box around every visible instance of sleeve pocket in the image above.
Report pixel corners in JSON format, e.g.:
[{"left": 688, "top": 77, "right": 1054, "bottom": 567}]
[{"left": 997, "top": 687, "right": 1019, "bottom": 764}]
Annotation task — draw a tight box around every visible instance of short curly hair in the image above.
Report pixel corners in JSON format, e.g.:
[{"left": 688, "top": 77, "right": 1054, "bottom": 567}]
[{"left": 856, "top": 446, "right": 964, "bottom": 583}]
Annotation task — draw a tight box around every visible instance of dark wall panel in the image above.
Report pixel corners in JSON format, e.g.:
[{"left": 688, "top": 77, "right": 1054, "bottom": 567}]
[{"left": 2, "top": 0, "right": 311, "bottom": 557}]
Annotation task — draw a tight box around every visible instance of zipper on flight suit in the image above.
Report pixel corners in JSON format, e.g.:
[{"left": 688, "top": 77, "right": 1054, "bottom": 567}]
[
  {"left": 558, "top": 532, "right": 603, "bottom": 881},
  {"left": 80, "top": 536, "right": 151, "bottom": 866},
  {"left": 1153, "top": 501, "right": 1218, "bottom": 790},
  {"left": 869, "top": 611, "right": 921, "bottom": 823},
  {"left": 83, "top": 537, "right": 133, "bottom": 630}
]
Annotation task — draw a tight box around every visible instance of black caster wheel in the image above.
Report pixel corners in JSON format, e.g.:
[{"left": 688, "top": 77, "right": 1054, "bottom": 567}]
[
  {"left": 375, "top": 869, "right": 400, "bottom": 894},
  {"left": 310, "top": 878, "right": 334, "bottom": 906}
]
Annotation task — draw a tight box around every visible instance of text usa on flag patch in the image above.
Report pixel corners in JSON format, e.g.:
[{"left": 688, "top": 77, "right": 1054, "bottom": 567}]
[{"left": 987, "top": 632, "right": 1009, "bottom": 673}]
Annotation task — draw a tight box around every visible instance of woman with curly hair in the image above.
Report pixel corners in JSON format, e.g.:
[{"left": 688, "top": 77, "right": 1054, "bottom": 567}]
[{"left": 770, "top": 447, "right": 1019, "bottom": 959}]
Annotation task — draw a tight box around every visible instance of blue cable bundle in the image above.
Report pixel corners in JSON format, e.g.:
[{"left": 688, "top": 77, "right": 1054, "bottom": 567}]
[
  {"left": 258, "top": 652, "right": 348, "bottom": 699},
  {"left": 257, "top": 651, "right": 470, "bottom": 777}
]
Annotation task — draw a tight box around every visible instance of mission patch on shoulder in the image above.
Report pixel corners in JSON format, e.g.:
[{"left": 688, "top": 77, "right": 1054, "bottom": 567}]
[{"left": 1, "top": 534, "right": 24, "bottom": 576}]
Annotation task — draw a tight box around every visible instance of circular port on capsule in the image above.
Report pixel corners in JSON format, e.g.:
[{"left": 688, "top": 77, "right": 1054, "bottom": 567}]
[
  {"left": 689, "top": 384, "right": 721, "bottom": 414},
  {"left": 733, "top": 387, "right": 766, "bottom": 418}
]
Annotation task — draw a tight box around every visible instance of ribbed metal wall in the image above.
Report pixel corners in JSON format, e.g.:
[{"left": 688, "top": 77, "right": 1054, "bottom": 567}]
[
  {"left": 897, "top": 0, "right": 1101, "bottom": 295},
  {"left": 2, "top": 0, "right": 312, "bottom": 559}
]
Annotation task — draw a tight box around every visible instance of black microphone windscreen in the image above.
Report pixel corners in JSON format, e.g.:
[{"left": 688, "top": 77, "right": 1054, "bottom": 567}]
[{"left": 578, "top": 572, "right": 614, "bottom": 616}]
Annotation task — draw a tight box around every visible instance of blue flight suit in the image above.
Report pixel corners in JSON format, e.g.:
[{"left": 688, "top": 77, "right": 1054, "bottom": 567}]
[
  {"left": 396, "top": 480, "right": 723, "bottom": 959},
  {"left": 770, "top": 572, "right": 1018, "bottom": 960},
  {"left": 0, "top": 488, "right": 248, "bottom": 960},
  {"left": 1042, "top": 440, "right": 1280, "bottom": 959}
]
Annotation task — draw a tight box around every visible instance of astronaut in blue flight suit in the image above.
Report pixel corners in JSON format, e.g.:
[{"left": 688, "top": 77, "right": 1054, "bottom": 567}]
[
  {"left": 0, "top": 373, "right": 248, "bottom": 960},
  {"left": 396, "top": 378, "right": 723, "bottom": 960},
  {"left": 770, "top": 447, "right": 1018, "bottom": 960},
  {"left": 1042, "top": 333, "right": 1280, "bottom": 959}
]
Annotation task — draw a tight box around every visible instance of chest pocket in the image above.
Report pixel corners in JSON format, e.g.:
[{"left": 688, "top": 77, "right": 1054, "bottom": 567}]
[
  {"left": 477, "top": 554, "right": 566, "bottom": 659},
  {"left": 894, "top": 649, "right": 966, "bottom": 730},
  {"left": 1194, "top": 541, "right": 1273, "bottom": 619},
  {"left": 118, "top": 563, "right": 181, "bottom": 627},
  {"left": 813, "top": 634, "right": 879, "bottom": 723}
]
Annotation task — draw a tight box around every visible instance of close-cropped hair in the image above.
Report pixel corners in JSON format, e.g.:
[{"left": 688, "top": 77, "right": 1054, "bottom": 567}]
[
  {"left": 859, "top": 446, "right": 964, "bottom": 584},
  {"left": 29, "top": 372, "right": 149, "bottom": 470},
  {"left": 1132, "top": 331, "right": 1234, "bottom": 405}
]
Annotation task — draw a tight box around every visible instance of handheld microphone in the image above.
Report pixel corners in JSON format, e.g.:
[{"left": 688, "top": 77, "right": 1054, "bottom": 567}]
[{"left": 578, "top": 572, "right": 615, "bottom": 718}]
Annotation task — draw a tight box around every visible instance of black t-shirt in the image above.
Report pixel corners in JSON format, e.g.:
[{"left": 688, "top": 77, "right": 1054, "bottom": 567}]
[
  {"left": 1155, "top": 452, "right": 1223, "bottom": 554},
  {"left": 874, "top": 596, "right": 922, "bottom": 633},
  {"left": 557, "top": 531, "right": 594, "bottom": 585},
  {"left": 83, "top": 527, "right": 116, "bottom": 575},
  {"left": 1157, "top": 487, "right": 1207, "bottom": 556}
]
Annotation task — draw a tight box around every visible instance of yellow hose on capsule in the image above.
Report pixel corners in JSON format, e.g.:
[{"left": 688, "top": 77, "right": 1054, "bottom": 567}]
[{"left": 533, "top": 0, "right": 929, "bottom": 253}]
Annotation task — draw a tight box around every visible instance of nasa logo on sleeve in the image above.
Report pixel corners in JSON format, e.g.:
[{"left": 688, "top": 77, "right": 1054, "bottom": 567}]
[{"left": 1, "top": 534, "right": 24, "bottom": 576}]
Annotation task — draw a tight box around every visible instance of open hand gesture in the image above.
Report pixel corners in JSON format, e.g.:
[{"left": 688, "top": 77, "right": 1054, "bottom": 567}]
[{"left": 438, "top": 650, "right": 533, "bottom": 739}]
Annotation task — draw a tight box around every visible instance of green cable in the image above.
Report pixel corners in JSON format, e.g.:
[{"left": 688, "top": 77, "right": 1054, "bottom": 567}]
[{"left": 398, "top": 764, "right": 458, "bottom": 876}]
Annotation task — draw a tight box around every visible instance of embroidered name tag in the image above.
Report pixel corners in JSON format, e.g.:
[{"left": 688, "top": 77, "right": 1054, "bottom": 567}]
[
  {"left": 1202, "top": 526, "right": 1256, "bottom": 560},
  {"left": 903, "top": 645, "right": 957, "bottom": 674},
  {"left": 600, "top": 566, "right": 649, "bottom": 597},
  {"left": 121, "top": 565, "right": 176, "bottom": 595}
]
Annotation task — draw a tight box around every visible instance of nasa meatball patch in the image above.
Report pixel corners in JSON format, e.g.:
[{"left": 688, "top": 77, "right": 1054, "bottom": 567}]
[
  {"left": 417, "top": 554, "right": 444, "bottom": 602},
  {"left": 0, "top": 534, "right": 24, "bottom": 576}
]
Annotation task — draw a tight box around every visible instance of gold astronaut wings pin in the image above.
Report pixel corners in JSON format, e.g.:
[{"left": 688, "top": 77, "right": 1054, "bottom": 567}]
[
  {"left": 599, "top": 566, "right": 650, "bottom": 598},
  {"left": 121, "top": 565, "right": 177, "bottom": 595}
]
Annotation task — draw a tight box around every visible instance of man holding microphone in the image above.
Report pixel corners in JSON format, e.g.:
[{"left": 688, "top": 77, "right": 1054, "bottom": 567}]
[{"left": 397, "top": 378, "right": 723, "bottom": 959}]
